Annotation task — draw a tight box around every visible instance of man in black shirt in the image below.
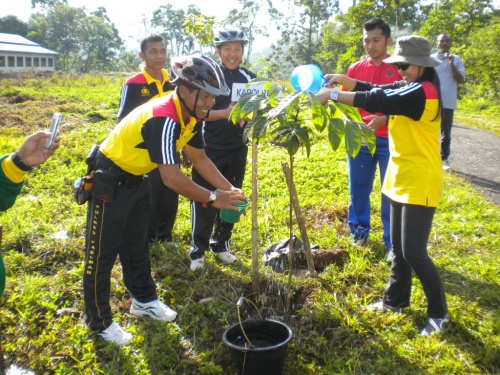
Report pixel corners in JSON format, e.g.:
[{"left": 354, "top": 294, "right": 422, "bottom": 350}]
[{"left": 189, "top": 28, "right": 256, "bottom": 270}]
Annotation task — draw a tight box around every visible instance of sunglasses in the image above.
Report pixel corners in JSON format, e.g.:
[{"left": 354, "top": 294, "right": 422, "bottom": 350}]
[{"left": 394, "top": 63, "right": 410, "bottom": 71}]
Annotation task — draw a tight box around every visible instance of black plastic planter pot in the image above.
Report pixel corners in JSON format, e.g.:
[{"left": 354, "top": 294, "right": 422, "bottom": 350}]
[{"left": 222, "top": 319, "right": 292, "bottom": 375}]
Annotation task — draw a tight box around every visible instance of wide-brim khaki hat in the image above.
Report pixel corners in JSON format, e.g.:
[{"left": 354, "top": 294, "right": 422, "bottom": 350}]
[{"left": 384, "top": 35, "right": 440, "bottom": 68}]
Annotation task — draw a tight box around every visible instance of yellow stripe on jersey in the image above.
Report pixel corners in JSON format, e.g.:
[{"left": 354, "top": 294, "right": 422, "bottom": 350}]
[{"left": 173, "top": 91, "right": 197, "bottom": 151}]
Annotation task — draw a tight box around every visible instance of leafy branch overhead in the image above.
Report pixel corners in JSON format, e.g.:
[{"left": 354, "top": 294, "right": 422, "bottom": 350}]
[{"left": 230, "top": 78, "right": 376, "bottom": 158}]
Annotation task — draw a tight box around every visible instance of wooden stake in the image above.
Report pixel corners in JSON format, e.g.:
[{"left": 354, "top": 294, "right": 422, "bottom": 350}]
[
  {"left": 281, "top": 163, "right": 317, "bottom": 277},
  {"left": 251, "top": 141, "right": 260, "bottom": 297}
]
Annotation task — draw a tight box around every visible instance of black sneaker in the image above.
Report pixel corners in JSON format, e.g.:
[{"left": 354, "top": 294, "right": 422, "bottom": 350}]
[{"left": 420, "top": 315, "right": 450, "bottom": 336}]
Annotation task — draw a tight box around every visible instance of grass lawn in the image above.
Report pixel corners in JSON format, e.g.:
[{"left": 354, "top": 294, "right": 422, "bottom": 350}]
[{"left": 0, "top": 74, "right": 498, "bottom": 374}]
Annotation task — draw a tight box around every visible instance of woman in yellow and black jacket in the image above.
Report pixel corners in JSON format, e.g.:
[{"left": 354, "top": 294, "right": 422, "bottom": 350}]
[{"left": 318, "top": 35, "right": 449, "bottom": 336}]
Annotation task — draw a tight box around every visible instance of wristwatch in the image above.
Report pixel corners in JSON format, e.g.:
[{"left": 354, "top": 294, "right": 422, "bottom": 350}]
[
  {"left": 11, "top": 152, "right": 35, "bottom": 172},
  {"left": 329, "top": 90, "right": 339, "bottom": 102},
  {"left": 208, "top": 190, "right": 217, "bottom": 205}
]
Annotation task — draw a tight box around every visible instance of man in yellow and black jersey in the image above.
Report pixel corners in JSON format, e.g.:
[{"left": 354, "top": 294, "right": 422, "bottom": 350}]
[
  {"left": 83, "top": 55, "right": 246, "bottom": 346},
  {"left": 117, "top": 34, "right": 182, "bottom": 244},
  {"left": 116, "top": 36, "right": 173, "bottom": 122}
]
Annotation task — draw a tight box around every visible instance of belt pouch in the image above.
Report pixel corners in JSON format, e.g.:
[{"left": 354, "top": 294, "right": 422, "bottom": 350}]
[{"left": 91, "top": 169, "right": 118, "bottom": 203}]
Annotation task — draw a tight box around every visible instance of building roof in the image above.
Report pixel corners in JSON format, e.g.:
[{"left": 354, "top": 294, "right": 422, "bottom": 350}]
[{"left": 0, "top": 33, "right": 58, "bottom": 55}]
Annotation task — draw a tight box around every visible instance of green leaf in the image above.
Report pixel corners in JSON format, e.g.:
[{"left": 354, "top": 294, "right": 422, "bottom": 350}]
[
  {"left": 345, "top": 121, "right": 362, "bottom": 157},
  {"left": 231, "top": 94, "right": 268, "bottom": 123},
  {"left": 328, "top": 117, "right": 345, "bottom": 151},
  {"left": 360, "top": 123, "right": 377, "bottom": 155},
  {"left": 251, "top": 113, "right": 271, "bottom": 140},
  {"left": 230, "top": 94, "right": 252, "bottom": 123},
  {"left": 267, "top": 91, "right": 302, "bottom": 120},
  {"left": 307, "top": 92, "right": 328, "bottom": 132},
  {"left": 335, "top": 102, "right": 364, "bottom": 123},
  {"left": 286, "top": 132, "right": 300, "bottom": 156},
  {"left": 328, "top": 102, "right": 343, "bottom": 120},
  {"left": 295, "top": 126, "right": 311, "bottom": 157}
]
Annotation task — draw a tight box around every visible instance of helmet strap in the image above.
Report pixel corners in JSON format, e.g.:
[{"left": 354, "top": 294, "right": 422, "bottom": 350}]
[{"left": 177, "top": 86, "right": 199, "bottom": 119}]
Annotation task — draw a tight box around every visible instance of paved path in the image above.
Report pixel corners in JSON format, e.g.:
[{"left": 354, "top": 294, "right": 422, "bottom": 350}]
[{"left": 448, "top": 124, "right": 500, "bottom": 206}]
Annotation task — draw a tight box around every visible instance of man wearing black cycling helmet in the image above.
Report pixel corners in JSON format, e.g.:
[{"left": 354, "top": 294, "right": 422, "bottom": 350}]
[
  {"left": 188, "top": 28, "right": 256, "bottom": 271},
  {"left": 82, "top": 54, "right": 245, "bottom": 346}
]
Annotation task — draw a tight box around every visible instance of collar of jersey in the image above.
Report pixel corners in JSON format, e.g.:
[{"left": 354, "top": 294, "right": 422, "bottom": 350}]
[
  {"left": 173, "top": 91, "right": 197, "bottom": 151},
  {"left": 141, "top": 66, "right": 170, "bottom": 85}
]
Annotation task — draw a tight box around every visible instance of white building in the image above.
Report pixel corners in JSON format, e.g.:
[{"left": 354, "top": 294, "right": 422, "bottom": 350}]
[{"left": 0, "top": 33, "right": 58, "bottom": 74}]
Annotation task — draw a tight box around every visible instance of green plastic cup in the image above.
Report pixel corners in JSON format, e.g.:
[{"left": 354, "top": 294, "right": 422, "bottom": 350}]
[{"left": 220, "top": 198, "right": 249, "bottom": 224}]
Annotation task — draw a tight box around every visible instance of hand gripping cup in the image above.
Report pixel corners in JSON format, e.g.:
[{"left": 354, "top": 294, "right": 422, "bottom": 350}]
[
  {"left": 220, "top": 198, "right": 249, "bottom": 224},
  {"left": 290, "top": 64, "right": 327, "bottom": 93}
]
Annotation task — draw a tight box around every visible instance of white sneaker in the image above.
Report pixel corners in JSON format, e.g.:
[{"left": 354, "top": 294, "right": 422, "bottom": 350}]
[
  {"left": 367, "top": 300, "right": 402, "bottom": 314},
  {"left": 98, "top": 322, "right": 133, "bottom": 346},
  {"left": 386, "top": 248, "right": 395, "bottom": 263},
  {"left": 442, "top": 159, "right": 451, "bottom": 171},
  {"left": 217, "top": 251, "right": 237, "bottom": 263},
  {"left": 190, "top": 257, "right": 205, "bottom": 270},
  {"left": 130, "top": 299, "right": 177, "bottom": 322}
]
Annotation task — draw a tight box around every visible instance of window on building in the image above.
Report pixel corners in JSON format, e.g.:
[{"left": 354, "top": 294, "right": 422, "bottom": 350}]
[
  {"left": 41, "top": 57, "right": 46, "bottom": 67},
  {"left": 34, "top": 57, "right": 39, "bottom": 67},
  {"left": 8, "top": 56, "right": 15, "bottom": 67},
  {"left": 26, "top": 57, "right": 32, "bottom": 67},
  {"left": 17, "top": 56, "right": 24, "bottom": 67},
  {"left": 0, "top": 56, "right": 5, "bottom": 67},
  {"left": 48, "top": 58, "right": 54, "bottom": 68}
]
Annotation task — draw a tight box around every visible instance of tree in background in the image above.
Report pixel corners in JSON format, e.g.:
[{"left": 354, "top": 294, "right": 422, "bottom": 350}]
[
  {"left": 183, "top": 13, "right": 216, "bottom": 54},
  {"left": 0, "top": 0, "right": 499, "bottom": 109},
  {"left": 418, "top": 0, "right": 495, "bottom": 46},
  {"left": 266, "top": 0, "right": 338, "bottom": 79},
  {"left": 79, "top": 7, "right": 122, "bottom": 73},
  {"left": 30, "top": 0, "right": 66, "bottom": 7},
  {"left": 0, "top": 16, "right": 29, "bottom": 37},
  {"left": 457, "top": 14, "right": 500, "bottom": 99},
  {"left": 417, "top": 0, "right": 496, "bottom": 102},
  {"left": 28, "top": 5, "right": 84, "bottom": 71},
  {"left": 151, "top": 4, "right": 201, "bottom": 56},
  {"left": 223, "top": 0, "right": 278, "bottom": 66},
  {"left": 313, "top": 15, "right": 350, "bottom": 74},
  {"left": 28, "top": 5, "right": 121, "bottom": 72},
  {"left": 314, "top": 0, "right": 426, "bottom": 74}
]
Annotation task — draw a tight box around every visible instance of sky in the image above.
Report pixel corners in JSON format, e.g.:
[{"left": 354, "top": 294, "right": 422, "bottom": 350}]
[{"left": 0, "top": 0, "right": 284, "bottom": 53}]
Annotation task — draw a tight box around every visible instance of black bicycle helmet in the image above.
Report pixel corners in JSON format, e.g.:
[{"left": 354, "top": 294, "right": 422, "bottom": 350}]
[
  {"left": 170, "top": 55, "right": 230, "bottom": 96},
  {"left": 214, "top": 28, "right": 248, "bottom": 48}
]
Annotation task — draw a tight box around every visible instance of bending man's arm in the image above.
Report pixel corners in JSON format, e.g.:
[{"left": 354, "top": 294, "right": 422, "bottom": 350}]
[{"left": 158, "top": 145, "right": 244, "bottom": 211}]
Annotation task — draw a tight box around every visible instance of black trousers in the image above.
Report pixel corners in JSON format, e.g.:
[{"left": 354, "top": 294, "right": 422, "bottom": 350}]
[
  {"left": 189, "top": 146, "right": 248, "bottom": 260},
  {"left": 147, "top": 168, "right": 179, "bottom": 242},
  {"left": 440, "top": 108, "right": 454, "bottom": 161},
  {"left": 383, "top": 200, "right": 448, "bottom": 319},
  {"left": 83, "top": 154, "right": 157, "bottom": 331}
]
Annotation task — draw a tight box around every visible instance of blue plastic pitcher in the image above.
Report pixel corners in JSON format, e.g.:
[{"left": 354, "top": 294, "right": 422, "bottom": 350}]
[{"left": 290, "top": 64, "right": 326, "bottom": 93}]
